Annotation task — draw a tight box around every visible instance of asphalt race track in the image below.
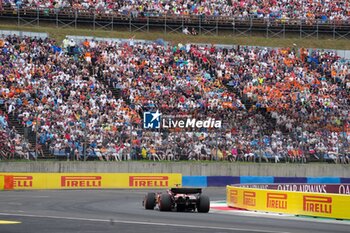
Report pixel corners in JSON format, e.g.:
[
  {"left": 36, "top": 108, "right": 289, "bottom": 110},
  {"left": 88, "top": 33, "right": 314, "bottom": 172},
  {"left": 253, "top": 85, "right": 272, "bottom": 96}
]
[{"left": 0, "top": 188, "right": 349, "bottom": 233}]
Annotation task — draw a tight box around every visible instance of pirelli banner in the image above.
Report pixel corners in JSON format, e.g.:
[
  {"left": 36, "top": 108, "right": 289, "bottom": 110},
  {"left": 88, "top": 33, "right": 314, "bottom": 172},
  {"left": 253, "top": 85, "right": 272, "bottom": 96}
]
[
  {"left": 226, "top": 185, "right": 350, "bottom": 220},
  {"left": 0, "top": 173, "right": 182, "bottom": 190}
]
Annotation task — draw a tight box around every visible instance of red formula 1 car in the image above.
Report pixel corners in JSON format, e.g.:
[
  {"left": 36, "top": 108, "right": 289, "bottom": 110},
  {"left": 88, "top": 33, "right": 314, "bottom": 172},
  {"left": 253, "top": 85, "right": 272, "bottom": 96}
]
[{"left": 143, "top": 188, "right": 210, "bottom": 213}]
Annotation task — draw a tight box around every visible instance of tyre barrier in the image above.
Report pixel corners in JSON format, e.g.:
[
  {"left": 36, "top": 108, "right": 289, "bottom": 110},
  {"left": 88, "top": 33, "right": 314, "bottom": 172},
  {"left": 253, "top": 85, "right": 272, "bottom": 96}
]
[
  {"left": 1, "top": 173, "right": 349, "bottom": 194},
  {"left": 0, "top": 173, "right": 182, "bottom": 190},
  {"left": 226, "top": 185, "right": 350, "bottom": 220}
]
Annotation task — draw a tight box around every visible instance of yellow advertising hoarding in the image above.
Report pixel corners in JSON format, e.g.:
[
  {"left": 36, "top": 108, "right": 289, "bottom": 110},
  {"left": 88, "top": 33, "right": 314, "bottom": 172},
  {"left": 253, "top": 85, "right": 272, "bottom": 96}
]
[
  {"left": 227, "top": 185, "right": 350, "bottom": 220},
  {"left": 0, "top": 173, "right": 182, "bottom": 190}
]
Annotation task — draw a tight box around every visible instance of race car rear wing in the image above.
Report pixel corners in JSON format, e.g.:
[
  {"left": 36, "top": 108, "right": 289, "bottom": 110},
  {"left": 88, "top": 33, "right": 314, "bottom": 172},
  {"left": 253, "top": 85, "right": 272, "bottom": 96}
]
[{"left": 170, "top": 188, "right": 202, "bottom": 194}]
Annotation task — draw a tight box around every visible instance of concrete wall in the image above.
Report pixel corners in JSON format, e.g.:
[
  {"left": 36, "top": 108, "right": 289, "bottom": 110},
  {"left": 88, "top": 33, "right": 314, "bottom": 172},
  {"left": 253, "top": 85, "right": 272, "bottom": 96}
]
[{"left": 0, "top": 162, "right": 349, "bottom": 177}]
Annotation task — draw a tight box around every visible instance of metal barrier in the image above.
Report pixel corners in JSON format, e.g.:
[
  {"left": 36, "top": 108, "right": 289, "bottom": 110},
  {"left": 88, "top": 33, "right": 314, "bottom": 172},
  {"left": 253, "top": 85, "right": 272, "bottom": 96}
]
[
  {"left": 66, "top": 35, "right": 156, "bottom": 45},
  {"left": 0, "top": 29, "right": 48, "bottom": 38}
]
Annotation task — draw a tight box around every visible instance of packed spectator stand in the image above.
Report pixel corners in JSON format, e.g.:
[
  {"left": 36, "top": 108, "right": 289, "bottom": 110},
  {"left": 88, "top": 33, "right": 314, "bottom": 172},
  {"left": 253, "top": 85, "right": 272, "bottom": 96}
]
[
  {"left": 0, "top": 0, "right": 349, "bottom": 24},
  {"left": 0, "top": 33, "right": 349, "bottom": 163}
]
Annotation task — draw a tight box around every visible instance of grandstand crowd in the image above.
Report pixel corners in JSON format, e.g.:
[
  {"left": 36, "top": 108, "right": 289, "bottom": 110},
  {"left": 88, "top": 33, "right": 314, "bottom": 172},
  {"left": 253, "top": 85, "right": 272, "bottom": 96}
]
[
  {"left": 0, "top": 0, "right": 349, "bottom": 23},
  {"left": 0, "top": 33, "right": 349, "bottom": 163}
]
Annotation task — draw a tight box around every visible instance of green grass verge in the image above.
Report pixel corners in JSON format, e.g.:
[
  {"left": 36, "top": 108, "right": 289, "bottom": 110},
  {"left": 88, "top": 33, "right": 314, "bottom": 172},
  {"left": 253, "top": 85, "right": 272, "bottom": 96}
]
[{"left": 0, "top": 23, "right": 350, "bottom": 49}]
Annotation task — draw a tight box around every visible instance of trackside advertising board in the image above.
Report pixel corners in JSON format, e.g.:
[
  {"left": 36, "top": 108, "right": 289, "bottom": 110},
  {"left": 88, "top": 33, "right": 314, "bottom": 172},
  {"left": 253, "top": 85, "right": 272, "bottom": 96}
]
[
  {"left": 227, "top": 186, "right": 350, "bottom": 220},
  {"left": 237, "top": 184, "right": 350, "bottom": 195},
  {"left": 0, "top": 173, "right": 182, "bottom": 190}
]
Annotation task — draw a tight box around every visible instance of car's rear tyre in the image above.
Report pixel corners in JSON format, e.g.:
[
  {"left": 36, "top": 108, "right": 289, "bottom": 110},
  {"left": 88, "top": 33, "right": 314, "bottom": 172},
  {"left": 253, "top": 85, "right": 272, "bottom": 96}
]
[
  {"left": 145, "top": 193, "right": 156, "bottom": 210},
  {"left": 159, "top": 193, "right": 172, "bottom": 211},
  {"left": 197, "top": 195, "right": 210, "bottom": 213}
]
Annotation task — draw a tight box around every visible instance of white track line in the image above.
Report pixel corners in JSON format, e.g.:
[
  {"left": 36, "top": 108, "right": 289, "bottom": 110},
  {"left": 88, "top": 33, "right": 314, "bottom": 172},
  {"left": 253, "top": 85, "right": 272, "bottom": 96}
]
[{"left": 0, "top": 212, "right": 290, "bottom": 233}]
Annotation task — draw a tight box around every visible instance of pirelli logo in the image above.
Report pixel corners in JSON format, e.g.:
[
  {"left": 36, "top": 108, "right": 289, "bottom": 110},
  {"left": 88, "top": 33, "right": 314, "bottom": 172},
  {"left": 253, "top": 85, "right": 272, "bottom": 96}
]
[
  {"left": 229, "top": 189, "right": 238, "bottom": 204},
  {"left": 267, "top": 193, "right": 288, "bottom": 209},
  {"left": 243, "top": 191, "right": 256, "bottom": 207},
  {"left": 5, "top": 175, "right": 33, "bottom": 188},
  {"left": 303, "top": 196, "right": 332, "bottom": 214},
  {"left": 61, "top": 176, "right": 102, "bottom": 188},
  {"left": 129, "top": 176, "right": 168, "bottom": 187}
]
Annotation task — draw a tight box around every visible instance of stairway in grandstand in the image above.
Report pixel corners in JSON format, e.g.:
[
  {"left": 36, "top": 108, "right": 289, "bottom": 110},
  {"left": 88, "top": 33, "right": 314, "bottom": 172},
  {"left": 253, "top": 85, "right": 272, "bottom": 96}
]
[
  {"left": 0, "top": 105, "right": 51, "bottom": 159},
  {"left": 0, "top": 105, "right": 24, "bottom": 136},
  {"left": 93, "top": 65, "right": 130, "bottom": 104},
  {"left": 225, "top": 83, "right": 278, "bottom": 135}
]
